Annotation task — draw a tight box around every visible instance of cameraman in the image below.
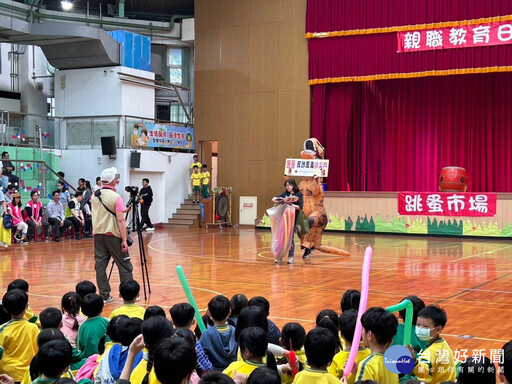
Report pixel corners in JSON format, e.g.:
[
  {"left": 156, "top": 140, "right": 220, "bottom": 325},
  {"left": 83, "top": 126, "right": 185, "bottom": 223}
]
[
  {"left": 91, "top": 167, "right": 133, "bottom": 303},
  {"left": 139, "top": 178, "right": 155, "bottom": 231}
]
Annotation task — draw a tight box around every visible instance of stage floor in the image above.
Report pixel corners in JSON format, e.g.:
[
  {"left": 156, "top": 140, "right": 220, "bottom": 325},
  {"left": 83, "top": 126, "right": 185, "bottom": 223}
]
[{"left": 1, "top": 227, "right": 511, "bottom": 356}]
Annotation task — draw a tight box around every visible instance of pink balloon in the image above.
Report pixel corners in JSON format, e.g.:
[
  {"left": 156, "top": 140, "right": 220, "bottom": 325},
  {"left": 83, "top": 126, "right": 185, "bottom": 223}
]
[{"left": 343, "top": 245, "right": 372, "bottom": 379}]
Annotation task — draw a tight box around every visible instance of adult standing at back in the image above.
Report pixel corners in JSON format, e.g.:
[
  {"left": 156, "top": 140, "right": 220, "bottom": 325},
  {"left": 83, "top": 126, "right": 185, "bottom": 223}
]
[
  {"left": 91, "top": 167, "right": 133, "bottom": 303},
  {"left": 139, "top": 178, "right": 155, "bottom": 231}
]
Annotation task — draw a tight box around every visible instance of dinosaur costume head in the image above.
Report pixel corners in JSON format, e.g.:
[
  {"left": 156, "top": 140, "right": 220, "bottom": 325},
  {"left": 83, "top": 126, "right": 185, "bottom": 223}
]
[{"left": 301, "top": 138, "right": 325, "bottom": 159}]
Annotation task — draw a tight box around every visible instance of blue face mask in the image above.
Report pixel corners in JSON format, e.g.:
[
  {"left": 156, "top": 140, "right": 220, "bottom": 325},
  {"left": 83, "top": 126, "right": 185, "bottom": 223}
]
[{"left": 415, "top": 326, "right": 434, "bottom": 341}]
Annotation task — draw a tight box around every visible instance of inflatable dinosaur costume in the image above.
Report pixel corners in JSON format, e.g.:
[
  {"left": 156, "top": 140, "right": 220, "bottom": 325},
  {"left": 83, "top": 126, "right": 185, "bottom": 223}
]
[{"left": 299, "top": 138, "right": 350, "bottom": 258}]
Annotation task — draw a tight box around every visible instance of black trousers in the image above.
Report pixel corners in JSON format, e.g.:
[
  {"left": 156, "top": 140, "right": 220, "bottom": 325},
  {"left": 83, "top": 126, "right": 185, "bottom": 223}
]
[
  {"left": 68, "top": 216, "right": 92, "bottom": 235},
  {"left": 140, "top": 203, "right": 153, "bottom": 228},
  {"left": 48, "top": 217, "right": 71, "bottom": 237},
  {"left": 26, "top": 219, "right": 50, "bottom": 240}
]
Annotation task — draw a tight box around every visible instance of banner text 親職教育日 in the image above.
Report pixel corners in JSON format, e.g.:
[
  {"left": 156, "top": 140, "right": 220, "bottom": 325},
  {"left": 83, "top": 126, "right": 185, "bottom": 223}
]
[
  {"left": 398, "top": 192, "right": 497, "bottom": 217},
  {"left": 398, "top": 20, "right": 512, "bottom": 53},
  {"left": 131, "top": 123, "right": 195, "bottom": 150}
]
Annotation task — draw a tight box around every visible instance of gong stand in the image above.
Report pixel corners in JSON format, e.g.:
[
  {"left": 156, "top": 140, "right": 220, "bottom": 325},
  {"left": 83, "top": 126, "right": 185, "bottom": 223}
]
[{"left": 206, "top": 187, "right": 233, "bottom": 229}]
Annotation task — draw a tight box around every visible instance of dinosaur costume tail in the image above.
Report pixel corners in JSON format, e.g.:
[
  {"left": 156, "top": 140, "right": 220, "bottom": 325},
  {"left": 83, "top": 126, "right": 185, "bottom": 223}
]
[{"left": 316, "top": 245, "right": 351, "bottom": 257}]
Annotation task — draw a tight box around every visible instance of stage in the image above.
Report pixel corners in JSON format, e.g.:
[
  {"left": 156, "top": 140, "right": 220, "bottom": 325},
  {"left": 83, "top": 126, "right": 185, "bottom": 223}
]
[{"left": 1, "top": 226, "right": 511, "bottom": 358}]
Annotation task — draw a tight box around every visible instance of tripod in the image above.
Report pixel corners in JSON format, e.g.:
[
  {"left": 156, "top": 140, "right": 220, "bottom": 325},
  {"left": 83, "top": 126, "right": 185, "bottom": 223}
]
[{"left": 108, "top": 195, "right": 151, "bottom": 300}]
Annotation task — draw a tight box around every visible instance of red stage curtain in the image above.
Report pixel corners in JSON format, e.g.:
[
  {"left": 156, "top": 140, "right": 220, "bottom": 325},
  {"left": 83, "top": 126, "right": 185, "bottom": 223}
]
[
  {"left": 306, "top": 0, "right": 512, "bottom": 81},
  {"left": 308, "top": 35, "right": 512, "bottom": 82},
  {"left": 312, "top": 73, "right": 512, "bottom": 192},
  {"left": 306, "top": 0, "right": 512, "bottom": 34}
]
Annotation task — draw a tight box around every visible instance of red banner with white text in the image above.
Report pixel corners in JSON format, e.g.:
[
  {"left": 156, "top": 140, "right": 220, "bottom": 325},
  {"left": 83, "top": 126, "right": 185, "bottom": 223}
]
[
  {"left": 398, "top": 20, "right": 512, "bottom": 53},
  {"left": 397, "top": 193, "right": 497, "bottom": 216}
]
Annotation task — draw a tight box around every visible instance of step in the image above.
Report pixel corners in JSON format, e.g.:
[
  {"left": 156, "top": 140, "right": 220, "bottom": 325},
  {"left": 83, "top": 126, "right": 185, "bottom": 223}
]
[
  {"left": 182, "top": 201, "right": 201, "bottom": 207},
  {"left": 167, "top": 224, "right": 194, "bottom": 229},
  {"left": 177, "top": 208, "right": 201, "bottom": 215},
  {"left": 173, "top": 213, "right": 199, "bottom": 220},
  {"left": 168, "top": 218, "right": 195, "bottom": 225}
]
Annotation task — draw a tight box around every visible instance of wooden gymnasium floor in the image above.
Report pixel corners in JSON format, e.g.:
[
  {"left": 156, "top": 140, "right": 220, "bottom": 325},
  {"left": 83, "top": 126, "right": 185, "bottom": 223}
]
[{"left": 1, "top": 227, "right": 512, "bottom": 356}]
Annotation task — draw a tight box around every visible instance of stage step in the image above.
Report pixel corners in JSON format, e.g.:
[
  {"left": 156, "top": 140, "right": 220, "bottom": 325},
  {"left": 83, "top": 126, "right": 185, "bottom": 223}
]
[
  {"left": 167, "top": 198, "right": 203, "bottom": 228},
  {"left": 177, "top": 208, "right": 201, "bottom": 215},
  {"left": 172, "top": 213, "right": 199, "bottom": 220},
  {"left": 168, "top": 218, "right": 197, "bottom": 225}
]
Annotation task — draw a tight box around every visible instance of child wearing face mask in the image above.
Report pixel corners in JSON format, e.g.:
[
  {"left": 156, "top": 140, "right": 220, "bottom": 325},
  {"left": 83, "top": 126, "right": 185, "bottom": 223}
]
[{"left": 407, "top": 305, "right": 456, "bottom": 383}]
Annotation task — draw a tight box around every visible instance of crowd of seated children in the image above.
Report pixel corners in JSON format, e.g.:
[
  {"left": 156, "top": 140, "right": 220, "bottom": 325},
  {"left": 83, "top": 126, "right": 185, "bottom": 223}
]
[{"left": 2, "top": 281, "right": 511, "bottom": 384}]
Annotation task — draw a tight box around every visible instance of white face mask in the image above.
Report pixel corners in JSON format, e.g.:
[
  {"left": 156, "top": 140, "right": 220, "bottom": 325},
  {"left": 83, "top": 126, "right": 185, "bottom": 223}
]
[{"left": 415, "top": 326, "right": 434, "bottom": 341}]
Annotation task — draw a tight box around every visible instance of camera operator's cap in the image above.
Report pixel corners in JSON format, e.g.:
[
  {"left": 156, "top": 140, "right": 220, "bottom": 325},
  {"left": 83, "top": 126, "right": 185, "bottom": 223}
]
[{"left": 100, "top": 167, "right": 118, "bottom": 184}]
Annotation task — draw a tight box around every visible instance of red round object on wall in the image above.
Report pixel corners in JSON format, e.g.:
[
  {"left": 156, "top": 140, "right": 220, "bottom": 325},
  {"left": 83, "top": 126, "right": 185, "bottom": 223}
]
[{"left": 439, "top": 166, "right": 468, "bottom": 192}]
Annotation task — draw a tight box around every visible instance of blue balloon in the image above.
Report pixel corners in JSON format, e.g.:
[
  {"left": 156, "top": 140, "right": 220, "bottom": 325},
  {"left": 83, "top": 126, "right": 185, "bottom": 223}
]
[{"left": 200, "top": 203, "right": 205, "bottom": 222}]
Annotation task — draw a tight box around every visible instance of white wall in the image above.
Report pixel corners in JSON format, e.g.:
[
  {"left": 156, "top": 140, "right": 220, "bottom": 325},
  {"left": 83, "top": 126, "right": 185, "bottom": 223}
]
[
  {"left": 59, "top": 148, "right": 194, "bottom": 223},
  {"left": 55, "top": 66, "right": 155, "bottom": 118},
  {"left": 0, "top": 43, "right": 50, "bottom": 115},
  {"left": 0, "top": 43, "right": 11, "bottom": 91},
  {"left": 20, "top": 46, "right": 50, "bottom": 115}
]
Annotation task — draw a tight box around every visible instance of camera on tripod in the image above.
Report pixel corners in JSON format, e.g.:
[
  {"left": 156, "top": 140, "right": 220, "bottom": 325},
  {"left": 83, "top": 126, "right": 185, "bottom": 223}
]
[{"left": 125, "top": 186, "right": 139, "bottom": 195}]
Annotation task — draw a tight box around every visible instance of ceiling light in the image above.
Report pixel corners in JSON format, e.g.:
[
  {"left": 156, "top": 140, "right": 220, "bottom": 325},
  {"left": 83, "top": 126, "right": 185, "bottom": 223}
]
[{"left": 61, "top": 0, "right": 73, "bottom": 11}]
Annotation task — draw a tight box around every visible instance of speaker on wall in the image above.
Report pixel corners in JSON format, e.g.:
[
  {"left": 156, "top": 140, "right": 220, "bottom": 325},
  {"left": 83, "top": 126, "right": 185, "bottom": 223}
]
[
  {"left": 101, "top": 136, "right": 116, "bottom": 156},
  {"left": 130, "top": 152, "right": 141, "bottom": 168}
]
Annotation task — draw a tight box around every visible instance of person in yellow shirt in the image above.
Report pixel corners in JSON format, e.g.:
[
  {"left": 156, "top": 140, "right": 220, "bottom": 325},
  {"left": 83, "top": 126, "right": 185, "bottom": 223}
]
[
  {"left": 0, "top": 289, "right": 40, "bottom": 382},
  {"left": 223, "top": 327, "right": 277, "bottom": 379},
  {"left": 277, "top": 323, "right": 307, "bottom": 384},
  {"left": 246, "top": 367, "right": 280, "bottom": 384},
  {"left": 190, "top": 155, "right": 202, "bottom": 171},
  {"left": 407, "top": 305, "right": 456, "bottom": 383},
  {"left": 109, "top": 279, "right": 145, "bottom": 320},
  {"left": 293, "top": 327, "right": 340, "bottom": 384},
  {"left": 328, "top": 309, "right": 370, "bottom": 384},
  {"left": 355, "top": 307, "right": 399, "bottom": 384},
  {"left": 190, "top": 165, "right": 203, "bottom": 204},
  {"left": 201, "top": 164, "right": 211, "bottom": 199},
  {"left": 32, "top": 339, "right": 73, "bottom": 384},
  {"left": 7, "top": 279, "right": 40, "bottom": 327},
  {"left": 20, "top": 329, "right": 76, "bottom": 384},
  {"left": 130, "top": 316, "right": 174, "bottom": 384}
]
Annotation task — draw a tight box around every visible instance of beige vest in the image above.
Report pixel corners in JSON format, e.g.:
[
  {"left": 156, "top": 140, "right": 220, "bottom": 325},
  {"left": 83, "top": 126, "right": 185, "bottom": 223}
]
[{"left": 91, "top": 189, "right": 121, "bottom": 238}]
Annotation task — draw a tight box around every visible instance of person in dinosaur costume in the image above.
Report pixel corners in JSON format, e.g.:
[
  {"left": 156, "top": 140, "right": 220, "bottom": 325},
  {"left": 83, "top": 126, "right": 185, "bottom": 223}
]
[{"left": 299, "top": 138, "right": 350, "bottom": 258}]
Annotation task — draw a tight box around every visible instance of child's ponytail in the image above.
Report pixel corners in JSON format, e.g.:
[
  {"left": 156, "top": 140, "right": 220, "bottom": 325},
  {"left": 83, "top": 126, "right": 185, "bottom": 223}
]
[
  {"left": 265, "top": 350, "right": 277, "bottom": 372},
  {"left": 61, "top": 292, "right": 82, "bottom": 331},
  {"left": 141, "top": 351, "right": 154, "bottom": 384}
]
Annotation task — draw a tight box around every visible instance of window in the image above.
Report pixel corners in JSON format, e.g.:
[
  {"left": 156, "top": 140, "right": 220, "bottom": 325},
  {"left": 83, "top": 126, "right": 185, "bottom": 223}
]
[
  {"left": 47, "top": 98, "right": 55, "bottom": 117},
  {"left": 168, "top": 48, "right": 182, "bottom": 84}
]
